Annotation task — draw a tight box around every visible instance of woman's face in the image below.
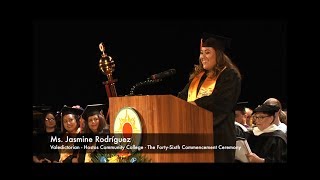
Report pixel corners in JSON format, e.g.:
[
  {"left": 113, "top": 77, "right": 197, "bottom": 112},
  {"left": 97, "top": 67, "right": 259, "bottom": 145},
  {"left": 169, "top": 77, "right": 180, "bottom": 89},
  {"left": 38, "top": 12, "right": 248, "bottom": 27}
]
[
  {"left": 63, "top": 114, "right": 78, "bottom": 133},
  {"left": 88, "top": 114, "right": 100, "bottom": 133},
  {"left": 253, "top": 112, "right": 273, "bottom": 131},
  {"left": 200, "top": 47, "right": 217, "bottom": 70},
  {"left": 45, "top": 113, "right": 56, "bottom": 128}
]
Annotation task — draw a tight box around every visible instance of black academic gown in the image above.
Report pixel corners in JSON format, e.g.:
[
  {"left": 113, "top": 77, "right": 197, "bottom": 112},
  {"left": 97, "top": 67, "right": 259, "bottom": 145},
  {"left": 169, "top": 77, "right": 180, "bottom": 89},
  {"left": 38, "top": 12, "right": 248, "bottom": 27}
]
[
  {"left": 33, "top": 130, "right": 61, "bottom": 163},
  {"left": 235, "top": 124, "right": 249, "bottom": 140},
  {"left": 247, "top": 130, "right": 287, "bottom": 163},
  {"left": 178, "top": 68, "right": 241, "bottom": 163}
]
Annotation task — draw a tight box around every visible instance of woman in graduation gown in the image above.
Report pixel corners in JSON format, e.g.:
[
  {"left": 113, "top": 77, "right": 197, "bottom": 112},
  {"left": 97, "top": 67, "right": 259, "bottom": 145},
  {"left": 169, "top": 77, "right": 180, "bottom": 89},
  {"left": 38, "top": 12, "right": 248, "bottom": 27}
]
[
  {"left": 178, "top": 33, "right": 241, "bottom": 163},
  {"left": 58, "top": 106, "right": 84, "bottom": 163},
  {"left": 33, "top": 108, "right": 60, "bottom": 163},
  {"left": 77, "top": 104, "right": 109, "bottom": 163}
]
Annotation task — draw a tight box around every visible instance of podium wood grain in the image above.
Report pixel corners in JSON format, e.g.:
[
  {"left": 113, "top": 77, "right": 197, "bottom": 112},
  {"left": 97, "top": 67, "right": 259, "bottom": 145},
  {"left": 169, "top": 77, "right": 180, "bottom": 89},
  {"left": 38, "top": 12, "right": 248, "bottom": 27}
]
[{"left": 109, "top": 95, "right": 214, "bottom": 162}]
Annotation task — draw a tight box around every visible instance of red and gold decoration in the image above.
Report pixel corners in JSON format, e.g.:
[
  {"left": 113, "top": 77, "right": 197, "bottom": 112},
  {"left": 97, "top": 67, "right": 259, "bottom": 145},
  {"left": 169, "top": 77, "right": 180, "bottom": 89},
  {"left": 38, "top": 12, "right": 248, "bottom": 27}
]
[
  {"left": 90, "top": 107, "right": 150, "bottom": 163},
  {"left": 114, "top": 107, "right": 142, "bottom": 153}
]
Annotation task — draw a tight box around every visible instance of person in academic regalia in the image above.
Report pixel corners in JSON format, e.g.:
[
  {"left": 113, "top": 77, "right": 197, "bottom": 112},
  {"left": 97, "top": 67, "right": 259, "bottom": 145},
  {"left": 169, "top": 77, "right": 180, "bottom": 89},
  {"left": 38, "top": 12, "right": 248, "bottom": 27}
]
[
  {"left": 246, "top": 104, "right": 287, "bottom": 163},
  {"left": 33, "top": 107, "right": 60, "bottom": 163},
  {"left": 263, "top": 98, "right": 287, "bottom": 133},
  {"left": 235, "top": 102, "right": 251, "bottom": 139},
  {"left": 77, "top": 104, "right": 109, "bottom": 163},
  {"left": 59, "top": 105, "right": 84, "bottom": 163},
  {"left": 178, "top": 32, "right": 241, "bottom": 163}
]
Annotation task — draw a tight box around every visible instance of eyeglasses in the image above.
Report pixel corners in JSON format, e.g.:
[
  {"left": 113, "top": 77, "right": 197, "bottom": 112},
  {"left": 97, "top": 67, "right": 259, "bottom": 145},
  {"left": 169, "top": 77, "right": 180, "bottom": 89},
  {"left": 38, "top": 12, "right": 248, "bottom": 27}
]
[
  {"left": 45, "top": 118, "right": 55, "bottom": 121},
  {"left": 252, "top": 115, "right": 271, "bottom": 121}
]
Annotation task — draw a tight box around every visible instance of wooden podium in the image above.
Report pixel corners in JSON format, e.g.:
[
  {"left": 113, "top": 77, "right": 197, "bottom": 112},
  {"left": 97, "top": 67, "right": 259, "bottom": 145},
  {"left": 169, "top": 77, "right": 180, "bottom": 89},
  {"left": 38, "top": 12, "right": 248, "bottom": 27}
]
[{"left": 109, "top": 95, "right": 214, "bottom": 162}]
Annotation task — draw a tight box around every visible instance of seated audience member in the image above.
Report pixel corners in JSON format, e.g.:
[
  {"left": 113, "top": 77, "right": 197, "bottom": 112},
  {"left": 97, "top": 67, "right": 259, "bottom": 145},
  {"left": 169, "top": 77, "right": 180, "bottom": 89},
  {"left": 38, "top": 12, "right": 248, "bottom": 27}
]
[
  {"left": 59, "top": 105, "right": 84, "bottom": 163},
  {"left": 246, "top": 104, "right": 287, "bottom": 163},
  {"left": 234, "top": 102, "right": 249, "bottom": 139},
  {"left": 77, "top": 104, "right": 109, "bottom": 163},
  {"left": 263, "top": 98, "right": 287, "bottom": 133},
  {"left": 33, "top": 107, "right": 60, "bottom": 163},
  {"left": 245, "top": 107, "right": 253, "bottom": 129}
]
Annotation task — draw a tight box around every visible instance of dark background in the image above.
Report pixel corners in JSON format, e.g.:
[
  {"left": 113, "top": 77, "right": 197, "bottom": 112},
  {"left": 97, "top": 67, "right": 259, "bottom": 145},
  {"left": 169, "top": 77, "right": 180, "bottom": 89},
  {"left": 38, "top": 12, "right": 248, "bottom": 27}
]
[{"left": 33, "top": 19, "right": 287, "bottom": 110}]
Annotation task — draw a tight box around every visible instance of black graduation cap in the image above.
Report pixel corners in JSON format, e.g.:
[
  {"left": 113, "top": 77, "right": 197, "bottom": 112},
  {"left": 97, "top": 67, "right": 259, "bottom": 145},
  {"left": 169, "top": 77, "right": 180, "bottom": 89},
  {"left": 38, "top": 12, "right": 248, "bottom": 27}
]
[
  {"left": 263, "top": 98, "right": 287, "bottom": 123},
  {"left": 81, "top": 104, "right": 106, "bottom": 120},
  {"left": 202, "top": 32, "right": 232, "bottom": 51},
  {"left": 253, "top": 104, "right": 280, "bottom": 114},
  {"left": 60, "top": 105, "right": 84, "bottom": 117},
  {"left": 235, "top": 101, "right": 249, "bottom": 112},
  {"left": 263, "top": 98, "right": 283, "bottom": 109}
]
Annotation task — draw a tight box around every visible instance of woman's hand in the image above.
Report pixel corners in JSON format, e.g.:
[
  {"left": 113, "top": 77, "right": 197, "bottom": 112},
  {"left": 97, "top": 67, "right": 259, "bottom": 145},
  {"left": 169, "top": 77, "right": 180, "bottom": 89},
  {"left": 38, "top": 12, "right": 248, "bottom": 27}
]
[{"left": 246, "top": 153, "right": 265, "bottom": 163}]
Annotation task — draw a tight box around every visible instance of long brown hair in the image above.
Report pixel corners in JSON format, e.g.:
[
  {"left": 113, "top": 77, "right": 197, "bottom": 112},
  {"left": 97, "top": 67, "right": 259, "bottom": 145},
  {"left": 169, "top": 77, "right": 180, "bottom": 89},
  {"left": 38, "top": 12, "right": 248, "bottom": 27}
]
[
  {"left": 84, "top": 114, "right": 107, "bottom": 134},
  {"left": 189, "top": 49, "right": 241, "bottom": 81}
]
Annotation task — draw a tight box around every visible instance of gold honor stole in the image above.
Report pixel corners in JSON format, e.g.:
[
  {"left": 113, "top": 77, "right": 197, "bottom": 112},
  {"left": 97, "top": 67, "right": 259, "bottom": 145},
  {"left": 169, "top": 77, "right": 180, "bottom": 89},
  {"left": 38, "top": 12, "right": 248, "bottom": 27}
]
[
  {"left": 84, "top": 142, "right": 96, "bottom": 163},
  {"left": 187, "top": 67, "right": 226, "bottom": 102}
]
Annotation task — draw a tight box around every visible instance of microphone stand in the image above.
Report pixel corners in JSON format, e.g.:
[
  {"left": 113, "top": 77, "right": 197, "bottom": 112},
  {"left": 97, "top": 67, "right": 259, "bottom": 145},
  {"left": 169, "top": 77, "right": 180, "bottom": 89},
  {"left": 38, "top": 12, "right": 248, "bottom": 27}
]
[{"left": 129, "top": 78, "right": 162, "bottom": 96}]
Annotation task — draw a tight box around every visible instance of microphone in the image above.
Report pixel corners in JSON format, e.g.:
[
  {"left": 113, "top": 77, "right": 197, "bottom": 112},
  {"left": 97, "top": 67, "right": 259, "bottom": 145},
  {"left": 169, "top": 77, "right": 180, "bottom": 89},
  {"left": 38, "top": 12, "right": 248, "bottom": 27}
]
[{"left": 150, "top": 69, "right": 176, "bottom": 80}]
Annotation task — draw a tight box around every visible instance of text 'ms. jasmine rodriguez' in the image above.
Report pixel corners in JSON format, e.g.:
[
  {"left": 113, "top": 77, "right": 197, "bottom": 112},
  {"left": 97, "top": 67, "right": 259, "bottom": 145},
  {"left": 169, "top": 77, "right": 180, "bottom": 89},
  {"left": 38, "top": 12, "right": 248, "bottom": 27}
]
[{"left": 50, "top": 135, "right": 131, "bottom": 144}]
